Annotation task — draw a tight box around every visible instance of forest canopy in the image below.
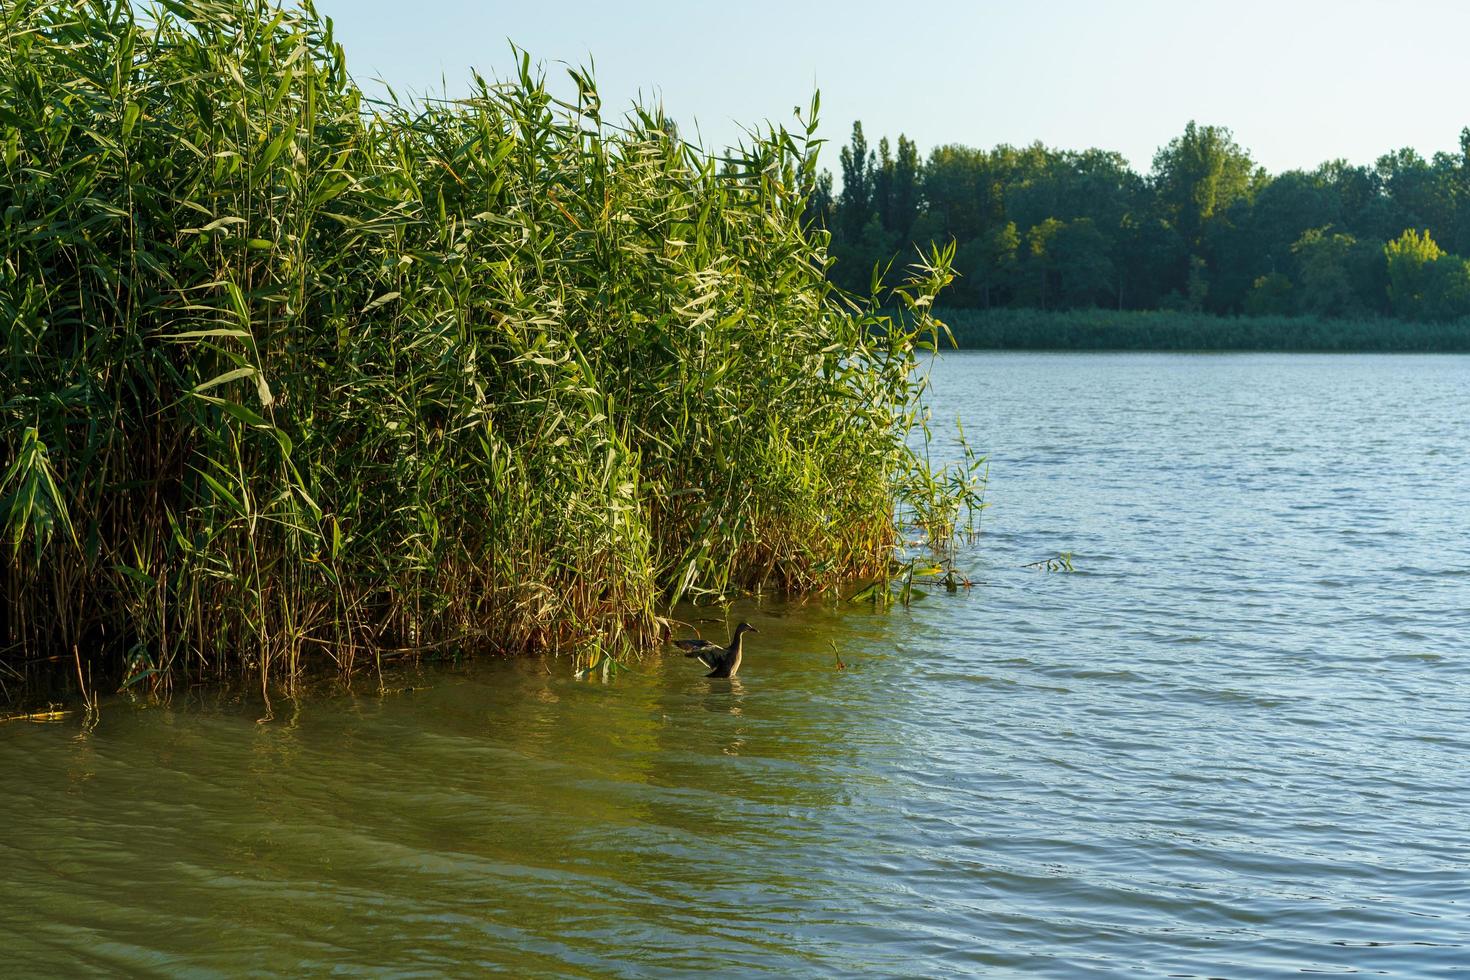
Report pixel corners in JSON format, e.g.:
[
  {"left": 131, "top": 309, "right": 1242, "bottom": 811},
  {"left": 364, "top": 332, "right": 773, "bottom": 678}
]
[{"left": 812, "top": 121, "right": 1470, "bottom": 322}]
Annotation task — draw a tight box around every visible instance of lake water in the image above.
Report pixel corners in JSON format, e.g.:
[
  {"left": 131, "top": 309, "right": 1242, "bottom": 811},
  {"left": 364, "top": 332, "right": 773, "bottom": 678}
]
[{"left": 3, "top": 353, "right": 1468, "bottom": 976}]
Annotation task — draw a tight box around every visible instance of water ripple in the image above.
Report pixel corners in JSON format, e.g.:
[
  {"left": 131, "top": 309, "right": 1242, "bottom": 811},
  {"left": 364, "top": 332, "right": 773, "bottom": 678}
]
[{"left": 3, "top": 353, "right": 1469, "bottom": 975}]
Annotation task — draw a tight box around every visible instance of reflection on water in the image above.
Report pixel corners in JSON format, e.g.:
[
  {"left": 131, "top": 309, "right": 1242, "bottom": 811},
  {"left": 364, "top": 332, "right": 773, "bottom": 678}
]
[{"left": 3, "top": 353, "right": 1469, "bottom": 976}]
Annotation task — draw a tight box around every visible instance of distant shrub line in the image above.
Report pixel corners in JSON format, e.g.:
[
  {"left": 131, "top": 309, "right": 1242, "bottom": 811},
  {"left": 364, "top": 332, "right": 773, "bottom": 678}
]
[{"left": 939, "top": 308, "right": 1470, "bottom": 352}]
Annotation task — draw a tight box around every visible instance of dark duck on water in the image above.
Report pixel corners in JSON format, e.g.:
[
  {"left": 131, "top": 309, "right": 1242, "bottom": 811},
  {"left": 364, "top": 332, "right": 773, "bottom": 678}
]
[{"left": 675, "top": 622, "right": 758, "bottom": 678}]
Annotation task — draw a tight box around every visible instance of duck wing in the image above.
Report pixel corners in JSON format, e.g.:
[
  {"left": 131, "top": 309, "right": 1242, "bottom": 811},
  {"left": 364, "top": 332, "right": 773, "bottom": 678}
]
[
  {"left": 704, "top": 649, "right": 738, "bottom": 678},
  {"left": 674, "top": 638, "right": 722, "bottom": 668}
]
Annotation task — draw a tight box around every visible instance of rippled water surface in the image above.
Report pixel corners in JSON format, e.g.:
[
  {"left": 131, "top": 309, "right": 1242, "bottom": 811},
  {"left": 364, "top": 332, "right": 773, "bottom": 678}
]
[{"left": 4, "top": 353, "right": 1468, "bottom": 976}]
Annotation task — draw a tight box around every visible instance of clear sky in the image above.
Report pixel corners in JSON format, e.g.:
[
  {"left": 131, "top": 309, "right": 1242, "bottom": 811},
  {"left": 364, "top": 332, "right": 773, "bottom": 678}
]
[{"left": 317, "top": 0, "right": 1470, "bottom": 176}]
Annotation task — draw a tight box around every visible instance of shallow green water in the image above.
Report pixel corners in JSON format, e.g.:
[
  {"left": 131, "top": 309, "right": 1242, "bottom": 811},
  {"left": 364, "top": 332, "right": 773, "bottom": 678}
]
[{"left": 3, "top": 353, "right": 1468, "bottom": 976}]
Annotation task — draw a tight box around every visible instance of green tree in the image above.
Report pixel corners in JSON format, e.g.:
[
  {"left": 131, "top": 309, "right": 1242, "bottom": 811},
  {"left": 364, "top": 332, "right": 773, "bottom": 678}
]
[
  {"left": 954, "top": 222, "right": 1019, "bottom": 307},
  {"left": 804, "top": 169, "right": 834, "bottom": 231},
  {"left": 1152, "top": 121, "right": 1260, "bottom": 248},
  {"left": 1384, "top": 228, "right": 1444, "bottom": 318},
  {"left": 1421, "top": 254, "right": 1470, "bottom": 321},
  {"left": 1115, "top": 213, "right": 1185, "bottom": 309},
  {"left": 920, "top": 144, "right": 994, "bottom": 242},
  {"left": 1245, "top": 272, "right": 1294, "bottom": 316},
  {"left": 873, "top": 137, "right": 893, "bottom": 238},
  {"left": 1292, "top": 227, "right": 1358, "bottom": 316},
  {"left": 1052, "top": 219, "right": 1115, "bottom": 308},
  {"left": 1241, "top": 171, "right": 1337, "bottom": 270},
  {"left": 1187, "top": 256, "right": 1211, "bottom": 311},
  {"left": 1023, "top": 218, "right": 1064, "bottom": 309},
  {"left": 854, "top": 212, "right": 899, "bottom": 290},
  {"left": 888, "top": 134, "right": 920, "bottom": 239},
  {"left": 1376, "top": 149, "right": 1442, "bottom": 245},
  {"left": 1161, "top": 255, "right": 1210, "bottom": 312},
  {"left": 838, "top": 121, "right": 874, "bottom": 243},
  {"left": 1447, "top": 128, "right": 1470, "bottom": 254}
]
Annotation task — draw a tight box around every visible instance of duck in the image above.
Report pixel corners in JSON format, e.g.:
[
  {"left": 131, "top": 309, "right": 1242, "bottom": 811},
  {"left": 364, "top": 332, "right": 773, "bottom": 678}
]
[{"left": 675, "top": 622, "right": 758, "bottom": 678}]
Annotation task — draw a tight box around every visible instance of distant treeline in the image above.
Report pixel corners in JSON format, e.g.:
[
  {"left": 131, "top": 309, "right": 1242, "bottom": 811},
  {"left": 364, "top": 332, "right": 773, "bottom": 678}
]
[{"left": 810, "top": 121, "right": 1470, "bottom": 326}]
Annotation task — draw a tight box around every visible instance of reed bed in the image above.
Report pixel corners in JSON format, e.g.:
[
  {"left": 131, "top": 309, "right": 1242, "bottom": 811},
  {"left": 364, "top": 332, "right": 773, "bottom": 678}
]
[
  {"left": 0, "top": 0, "right": 978, "bottom": 701},
  {"left": 941, "top": 307, "right": 1470, "bottom": 352}
]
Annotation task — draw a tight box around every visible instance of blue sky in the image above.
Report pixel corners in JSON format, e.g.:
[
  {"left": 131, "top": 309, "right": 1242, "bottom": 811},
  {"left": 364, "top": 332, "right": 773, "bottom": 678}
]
[{"left": 317, "top": 0, "right": 1470, "bottom": 175}]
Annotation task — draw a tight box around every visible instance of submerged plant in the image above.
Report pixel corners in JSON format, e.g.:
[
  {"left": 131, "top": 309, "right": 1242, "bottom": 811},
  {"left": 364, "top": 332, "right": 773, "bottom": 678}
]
[
  {"left": 0, "top": 0, "right": 977, "bottom": 699},
  {"left": 1023, "top": 553, "right": 1076, "bottom": 573}
]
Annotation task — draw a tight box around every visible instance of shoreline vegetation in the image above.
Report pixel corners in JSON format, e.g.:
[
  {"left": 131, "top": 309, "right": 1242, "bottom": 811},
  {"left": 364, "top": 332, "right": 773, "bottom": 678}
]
[
  {"left": 940, "top": 308, "right": 1470, "bottom": 352},
  {"left": 814, "top": 119, "right": 1470, "bottom": 347},
  {"left": 0, "top": 0, "right": 981, "bottom": 705}
]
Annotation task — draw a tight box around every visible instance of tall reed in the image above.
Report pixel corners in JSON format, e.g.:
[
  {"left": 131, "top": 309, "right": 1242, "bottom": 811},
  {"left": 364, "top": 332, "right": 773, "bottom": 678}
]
[{"left": 0, "top": 0, "right": 976, "bottom": 700}]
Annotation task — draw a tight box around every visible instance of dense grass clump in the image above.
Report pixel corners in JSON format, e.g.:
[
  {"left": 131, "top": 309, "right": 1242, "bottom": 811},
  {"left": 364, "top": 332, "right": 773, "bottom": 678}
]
[
  {"left": 0, "top": 0, "right": 975, "bottom": 700},
  {"left": 941, "top": 308, "right": 1470, "bottom": 352}
]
